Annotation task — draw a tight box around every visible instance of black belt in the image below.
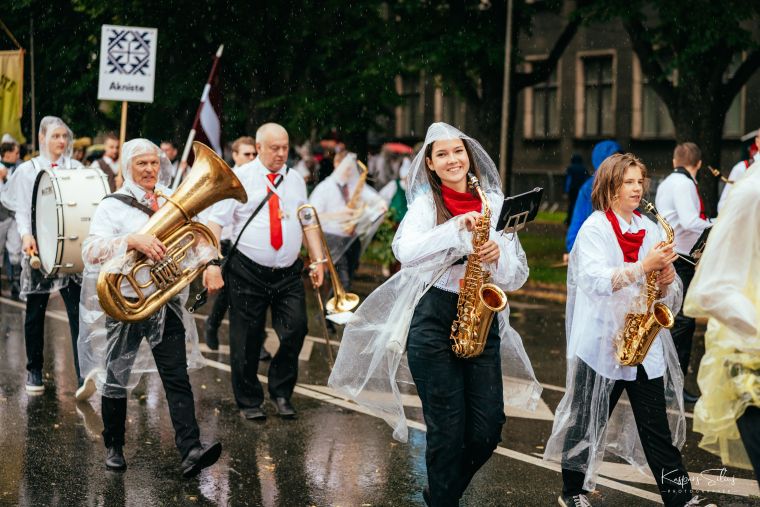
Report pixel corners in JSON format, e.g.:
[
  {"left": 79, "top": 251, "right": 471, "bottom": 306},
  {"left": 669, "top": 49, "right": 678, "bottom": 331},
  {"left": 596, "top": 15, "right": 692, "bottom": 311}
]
[{"left": 232, "top": 252, "right": 303, "bottom": 279}]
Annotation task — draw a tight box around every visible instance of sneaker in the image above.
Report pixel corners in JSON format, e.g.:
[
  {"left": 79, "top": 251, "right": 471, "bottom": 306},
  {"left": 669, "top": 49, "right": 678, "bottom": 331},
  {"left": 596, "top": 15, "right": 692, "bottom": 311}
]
[
  {"left": 26, "top": 370, "right": 44, "bottom": 393},
  {"left": 558, "top": 494, "right": 592, "bottom": 507},
  {"left": 75, "top": 371, "right": 98, "bottom": 401}
]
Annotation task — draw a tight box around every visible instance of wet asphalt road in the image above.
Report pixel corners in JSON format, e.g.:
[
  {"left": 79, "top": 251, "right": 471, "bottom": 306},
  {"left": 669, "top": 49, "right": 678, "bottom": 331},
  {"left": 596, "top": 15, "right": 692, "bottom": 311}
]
[{"left": 1, "top": 284, "right": 759, "bottom": 507}]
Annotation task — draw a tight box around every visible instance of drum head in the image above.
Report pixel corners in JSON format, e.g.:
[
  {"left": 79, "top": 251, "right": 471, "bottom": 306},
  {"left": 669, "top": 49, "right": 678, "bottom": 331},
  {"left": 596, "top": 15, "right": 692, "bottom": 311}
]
[{"left": 34, "top": 171, "right": 61, "bottom": 275}]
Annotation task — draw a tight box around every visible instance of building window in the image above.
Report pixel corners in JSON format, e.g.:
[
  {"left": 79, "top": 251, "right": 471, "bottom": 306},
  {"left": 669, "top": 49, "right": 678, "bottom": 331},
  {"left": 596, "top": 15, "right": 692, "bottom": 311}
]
[
  {"left": 723, "top": 54, "right": 744, "bottom": 138},
  {"left": 641, "top": 80, "right": 675, "bottom": 138},
  {"left": 581, "top": 55, "right": 614, "bottom": 136},
  {"left": 532, "top": 67, "right": 560, "bottom": 137},
  {"left": 395, "top": 74, "right": 426, "bottom": 138}
]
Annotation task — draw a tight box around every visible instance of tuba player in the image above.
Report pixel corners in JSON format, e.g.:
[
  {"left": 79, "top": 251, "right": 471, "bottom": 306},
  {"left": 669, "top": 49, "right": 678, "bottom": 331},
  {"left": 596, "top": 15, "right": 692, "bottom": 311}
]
[{"left": 77, "top": 139, "right": 221, "bottom": 476}]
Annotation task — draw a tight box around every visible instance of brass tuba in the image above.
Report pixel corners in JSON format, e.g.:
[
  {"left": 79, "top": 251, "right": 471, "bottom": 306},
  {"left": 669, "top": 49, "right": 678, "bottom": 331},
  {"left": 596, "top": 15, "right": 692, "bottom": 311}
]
[
  {"left": 97, "top": 142, "right": 248, "bottom": 322},
  {"left": 615, "top": 199, "right": 676, "bottom": 366},
  {"left": 450, "top": 173, "right": 508, "bottom": 359},
  {"left": 296, "top": 204, "right": 360, "bottom": 314}
]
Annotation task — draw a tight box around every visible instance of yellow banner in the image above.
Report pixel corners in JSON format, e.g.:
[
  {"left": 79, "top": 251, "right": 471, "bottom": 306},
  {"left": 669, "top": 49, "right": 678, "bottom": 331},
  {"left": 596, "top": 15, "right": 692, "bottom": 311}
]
[{"left": 0, "top": 49, "right": 25, "bottom": 144}]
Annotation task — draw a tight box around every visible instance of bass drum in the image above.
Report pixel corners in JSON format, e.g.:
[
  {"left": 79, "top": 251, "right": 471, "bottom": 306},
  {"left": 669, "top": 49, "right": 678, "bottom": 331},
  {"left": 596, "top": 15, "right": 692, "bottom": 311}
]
[{"left": 32, "top": 168, "right": 110, "bottom": 276}]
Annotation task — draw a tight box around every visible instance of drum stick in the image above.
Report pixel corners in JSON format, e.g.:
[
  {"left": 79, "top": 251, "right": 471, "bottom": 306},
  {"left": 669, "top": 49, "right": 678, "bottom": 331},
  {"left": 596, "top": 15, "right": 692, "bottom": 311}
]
[{"left": 27, "top": 246, "right": 41, "bottom": 270}]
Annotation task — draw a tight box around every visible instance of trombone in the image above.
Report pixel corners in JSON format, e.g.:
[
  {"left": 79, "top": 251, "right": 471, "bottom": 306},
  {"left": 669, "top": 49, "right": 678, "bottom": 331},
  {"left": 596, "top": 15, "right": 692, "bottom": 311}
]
[
  {"left": 297, "top": 204, "right": 361, "bottom": 366},
  {"left": 709, "top": 165, "right": 734, "bottom": 184}
]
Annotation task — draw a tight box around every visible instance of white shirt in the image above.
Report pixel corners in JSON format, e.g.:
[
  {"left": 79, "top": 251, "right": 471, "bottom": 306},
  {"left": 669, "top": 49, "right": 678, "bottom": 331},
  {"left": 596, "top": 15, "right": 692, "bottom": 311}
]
[
  {"left": 569, "top": 211, "right": 669, "bottom": 380},
  {"left": 308, "top": 175, "right": 385, "bottom": 237},
  {"left": 197, "top": 164, "right": 244, "bottom": 242},
  {"left": 87, "top": 180, "right": 173, "bottom": 297},
  {"left": 98, "top": 155, "right": 118, "bottom": 174},
  {"left": 209, "top": 158, "right": 306, "bottom": 268},
  {"left": 718, "top": 152, "right": 760, "bottom": 212},
  {"left": 654, "top": 170, "right": 712, "bottom": 255},
  {"left": 14, "top": 155, "right": 84, "bottom": 238}
]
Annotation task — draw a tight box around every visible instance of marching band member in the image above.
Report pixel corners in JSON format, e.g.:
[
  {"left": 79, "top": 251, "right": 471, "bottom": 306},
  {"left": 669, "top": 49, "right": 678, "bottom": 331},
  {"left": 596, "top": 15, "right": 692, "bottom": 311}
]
[
  {"left": 93, "top": 132, "right": 120, "bottom": 192},
  {"left": 0, "top": 140, "right": 22, "bottom": 300},
  {"left": 655, "top": 143, "right": 712, "bottom": 403},
  {"left": 77, "top": 138, "right": 221, "bottom": 476},
  {"left": 308, "top": 151, "right": 386, "bottom": 291},
  {"left": 7, "top": 116, "right": 84, "bottom": 392},
  {"left": 684, "top": 160, "right": 760, "bottom": 486},
  {"left": 543, "top": 154, "right": 706, "bottom": 507},
  {"left": 205, "top": 123, "right": 324, "bottom": 421},
  {"left": 328, "top": 123, "right": 541, "bottom": 507},
  {"left": 717, "top": 130, "right": 759, "bottom": 212}
]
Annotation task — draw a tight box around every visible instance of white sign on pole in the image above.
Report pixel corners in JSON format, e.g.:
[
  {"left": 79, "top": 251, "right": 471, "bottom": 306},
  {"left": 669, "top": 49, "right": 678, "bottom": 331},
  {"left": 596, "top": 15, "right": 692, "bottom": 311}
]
[{"left": 97, "top": 24, "right": 158, "bottom": 103}]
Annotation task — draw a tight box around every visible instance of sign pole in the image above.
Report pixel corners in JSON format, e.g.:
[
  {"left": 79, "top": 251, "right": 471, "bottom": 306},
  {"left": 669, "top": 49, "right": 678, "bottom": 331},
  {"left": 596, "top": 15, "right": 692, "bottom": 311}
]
[{"left": 116, "top": 100, "right": 127, "bottom": 186}]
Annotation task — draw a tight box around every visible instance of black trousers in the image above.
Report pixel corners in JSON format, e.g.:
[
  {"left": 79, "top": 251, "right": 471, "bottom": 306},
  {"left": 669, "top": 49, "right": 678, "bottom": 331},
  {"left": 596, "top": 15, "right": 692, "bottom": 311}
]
[
  {"left": 672, "top": 258, "right": 696, "bottom": 376},
  {"left": 206, "top": 239, "right": 231, "bottom": 332},
  {"left": 226, "top": 253, "right": 308, "bottom": 409},
  {"left": 736, "top": 405, "right": 760, "bottom": 487},
  {"left": 25, "top": 280, "right": 81, "bottom": 380},
  {"left": 334, "top": 238, "right": 361, "bottom": 291},
  {"left": 101, "top": 309, "right": 200, "bottom": 459},
  {"left": 561, "top": 361, "right": 692, "bottom": 506},
  {"left": 407, "top": 287, "right": 505, "bottom": 507}
]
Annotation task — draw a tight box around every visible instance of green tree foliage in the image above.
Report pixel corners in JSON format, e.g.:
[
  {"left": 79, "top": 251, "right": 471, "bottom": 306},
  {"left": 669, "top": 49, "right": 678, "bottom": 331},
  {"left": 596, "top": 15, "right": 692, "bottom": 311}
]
[
  {"left": 2, "top": 1, "right": 402, "bottom": 148},
  {"left": 580, "top": 0, "right": 760, "bottom": 213}
]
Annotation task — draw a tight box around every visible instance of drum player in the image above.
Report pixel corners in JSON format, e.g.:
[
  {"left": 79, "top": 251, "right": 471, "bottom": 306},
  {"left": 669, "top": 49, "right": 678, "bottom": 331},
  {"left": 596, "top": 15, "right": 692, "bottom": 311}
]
[{"left": 8, "top": 116, "right": 86, "bottom": 393}]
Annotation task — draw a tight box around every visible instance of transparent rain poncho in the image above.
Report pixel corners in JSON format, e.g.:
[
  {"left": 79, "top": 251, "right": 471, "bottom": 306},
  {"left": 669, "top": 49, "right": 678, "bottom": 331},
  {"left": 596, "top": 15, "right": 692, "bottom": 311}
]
[
  {"left": 543, "top": 210, "right": 686, "bottom": 491},
  {"left": 327, "top": 123, "right": 542, "bottom": 442},
  {"left": 308, "top": 152, "right": 387, "bottom": 263},
  {"left": 12, "top": 116, "right": 83, "bottom": 296},
  {"left": 684, "top": 161, "right": 760, "bottom": 470},
  {"left": 77, "top": 139, "right": 214, "bottom": 398}
]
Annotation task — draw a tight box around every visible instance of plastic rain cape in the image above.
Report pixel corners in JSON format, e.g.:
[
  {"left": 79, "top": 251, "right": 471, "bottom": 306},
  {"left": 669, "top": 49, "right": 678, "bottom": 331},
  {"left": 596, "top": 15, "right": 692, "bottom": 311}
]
[
  {"left": 543, "top": 210, "right": 686, "bottom": 491},
  {"left": 77, "top": 139, "right": 213, "bottom": 397},
  {"left": 308, "top": 152, "right": 387, "bottom": 263},
  {"left": 327, "top": 123, "right": 542, "bottom": 442},
  {"left": 16, "top": 117, "right": 82, "bottom": 296},
  {"left": 684, "top": 161, "right": 760, "bottom": 470}
]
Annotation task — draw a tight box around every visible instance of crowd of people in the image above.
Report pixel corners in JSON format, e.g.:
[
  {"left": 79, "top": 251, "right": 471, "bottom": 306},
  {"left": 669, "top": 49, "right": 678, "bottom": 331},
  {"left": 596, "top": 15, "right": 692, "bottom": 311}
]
[{"left": 2, "top": 114, "right": 759, "bottom": 507}]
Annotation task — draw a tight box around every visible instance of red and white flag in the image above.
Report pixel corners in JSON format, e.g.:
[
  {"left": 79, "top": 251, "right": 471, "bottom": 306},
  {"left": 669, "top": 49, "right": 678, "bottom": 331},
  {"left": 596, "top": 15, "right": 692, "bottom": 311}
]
[{"left": 174, "top": 44, "right": 223, "bottom": 188}]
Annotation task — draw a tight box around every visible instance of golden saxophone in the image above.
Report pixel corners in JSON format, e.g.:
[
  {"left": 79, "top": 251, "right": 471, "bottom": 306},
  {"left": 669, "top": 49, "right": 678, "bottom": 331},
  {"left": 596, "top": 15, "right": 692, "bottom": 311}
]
[
  {"left": 343, "top": 160, "right": 368, "bottom": 235},
  {"left": 97, "top": 142, "right": 247, "bottom": 322},
  {"left": 450, "top": 173, "right": 508, "bottom": 359},
  {"left": 615, "top": 198, "right": 676, "bottom": 366}
]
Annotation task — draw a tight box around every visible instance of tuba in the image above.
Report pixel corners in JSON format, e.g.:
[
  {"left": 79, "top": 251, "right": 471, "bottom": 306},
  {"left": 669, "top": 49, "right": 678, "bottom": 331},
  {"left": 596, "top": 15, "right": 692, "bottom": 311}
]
[
  {"left": 97, "top": 142, "right": 248, "bottom": 322},
  {"left": 450, "top": 173, "right": 508, "bottom": 359},
  {"left": 297, "top": 204, "right": 360, "bottom": 314},
  {"left": 615, "top": 199, "right": 676, "bottom": 366}
]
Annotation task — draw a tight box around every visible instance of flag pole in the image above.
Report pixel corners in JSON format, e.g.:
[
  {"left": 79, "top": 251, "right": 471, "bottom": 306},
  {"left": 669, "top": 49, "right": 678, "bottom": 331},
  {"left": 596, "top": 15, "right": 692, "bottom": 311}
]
[
  {"left": 173, "top": 44, "right": 224, "bottom": 189},
  {"left": 116, "top": 100, "right": 127, "bottom": 187}
]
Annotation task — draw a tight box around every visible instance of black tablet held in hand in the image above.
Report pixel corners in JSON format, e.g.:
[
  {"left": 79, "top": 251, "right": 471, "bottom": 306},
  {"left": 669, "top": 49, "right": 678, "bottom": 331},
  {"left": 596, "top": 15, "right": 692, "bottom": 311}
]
[{"left": 495, "top": 187, "right": 544, "bottom": 234}]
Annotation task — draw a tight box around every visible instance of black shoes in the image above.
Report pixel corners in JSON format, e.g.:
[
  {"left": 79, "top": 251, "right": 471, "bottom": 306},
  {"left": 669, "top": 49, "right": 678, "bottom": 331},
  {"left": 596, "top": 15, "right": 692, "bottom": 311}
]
[
  {"left": 106, "top": 446, "right": 127, "bottom": 471},
  {"left": 204, "top": 322, "right": 219, "bottom": 351},
  {"left": 25, "top": 370, "right": 44, "bottom": 393},
  {"left": 274, "top": 397, "right": 296, "bottom": 418},
  {"left": 241, "top": 406, "right": 266, "bottom": 421},
  {"left": 683, "top": 389, "right": 700, "bottom": 404},
  {"left": 181, "top": 442, "right": 222, "bottom": 478},
  {"left": 558, "top": 494, "right": 592, "bottom": 507}
]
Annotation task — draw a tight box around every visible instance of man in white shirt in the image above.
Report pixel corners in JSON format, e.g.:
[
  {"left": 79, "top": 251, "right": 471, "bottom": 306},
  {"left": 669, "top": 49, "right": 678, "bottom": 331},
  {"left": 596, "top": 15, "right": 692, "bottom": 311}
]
[
  {"left": 717, "top": 130, "right": 760, "bottom": 212},
  {"left": 204, "top": 135, "right": 256, "bottom": 351},
  {"left": 205, "top": 123, "right": 324, "bottom": 420},
  {"left": 655, "top": 142, "right": 712, "bottom": 403},
  {"left": 11, "top": 116, "right": 85, "bottom": 392},
  {"left": 94, "top": 132, "right": 120, "bottom": 191}
]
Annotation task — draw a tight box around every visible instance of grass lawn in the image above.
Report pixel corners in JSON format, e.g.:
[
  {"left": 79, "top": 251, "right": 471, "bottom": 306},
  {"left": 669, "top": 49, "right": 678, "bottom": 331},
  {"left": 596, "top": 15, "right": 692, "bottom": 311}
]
[{"left": 518, "top": 221, "right": 568, "bottom": 286}]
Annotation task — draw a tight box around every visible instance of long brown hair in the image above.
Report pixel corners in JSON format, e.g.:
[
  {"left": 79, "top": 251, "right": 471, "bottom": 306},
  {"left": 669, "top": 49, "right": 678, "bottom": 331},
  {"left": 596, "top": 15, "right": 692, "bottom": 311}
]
[{"left": 424, "top": 138, "right": 483, "bottom": 224}]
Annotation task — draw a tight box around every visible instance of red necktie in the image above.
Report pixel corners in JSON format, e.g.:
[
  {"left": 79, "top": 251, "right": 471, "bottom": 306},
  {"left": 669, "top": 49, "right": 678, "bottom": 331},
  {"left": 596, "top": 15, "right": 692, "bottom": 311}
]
[
  {"left": 51, "top": 163, "right": 58, "bottom": 168},
  {"left": 144, "top": 191, "right": 159, "bottom": 211},
  {"left": 267, "top": 173, "right": 283, "bottom": 250}
]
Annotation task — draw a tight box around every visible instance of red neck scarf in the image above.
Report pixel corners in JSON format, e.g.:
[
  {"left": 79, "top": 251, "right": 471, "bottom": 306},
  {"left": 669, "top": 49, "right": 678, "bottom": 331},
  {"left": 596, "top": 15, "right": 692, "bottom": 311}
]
[
  {"left": 605, "top": 209, "right": 646, "bottom": 262},
  {"left": 441, "top": 184, "right": 481, "bottom": 216}
]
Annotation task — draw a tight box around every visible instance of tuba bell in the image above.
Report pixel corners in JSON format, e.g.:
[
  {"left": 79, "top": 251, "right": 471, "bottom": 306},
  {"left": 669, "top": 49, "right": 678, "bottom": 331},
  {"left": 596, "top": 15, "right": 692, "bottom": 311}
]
[{"left": 97, "top": 142, "right": 248, "bottom": 322}]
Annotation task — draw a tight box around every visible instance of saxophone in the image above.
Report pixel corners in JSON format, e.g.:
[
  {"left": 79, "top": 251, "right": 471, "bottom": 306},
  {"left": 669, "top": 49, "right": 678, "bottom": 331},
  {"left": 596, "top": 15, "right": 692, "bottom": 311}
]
[
  {"left": 450, "top": 174, "right": 508, "bottom": 359},
  {"left": 343, "top": 159, "right": 369, "bottom": 235},
  {"left": 615, "top": 199, "right": 676, "bottom": 366}
]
